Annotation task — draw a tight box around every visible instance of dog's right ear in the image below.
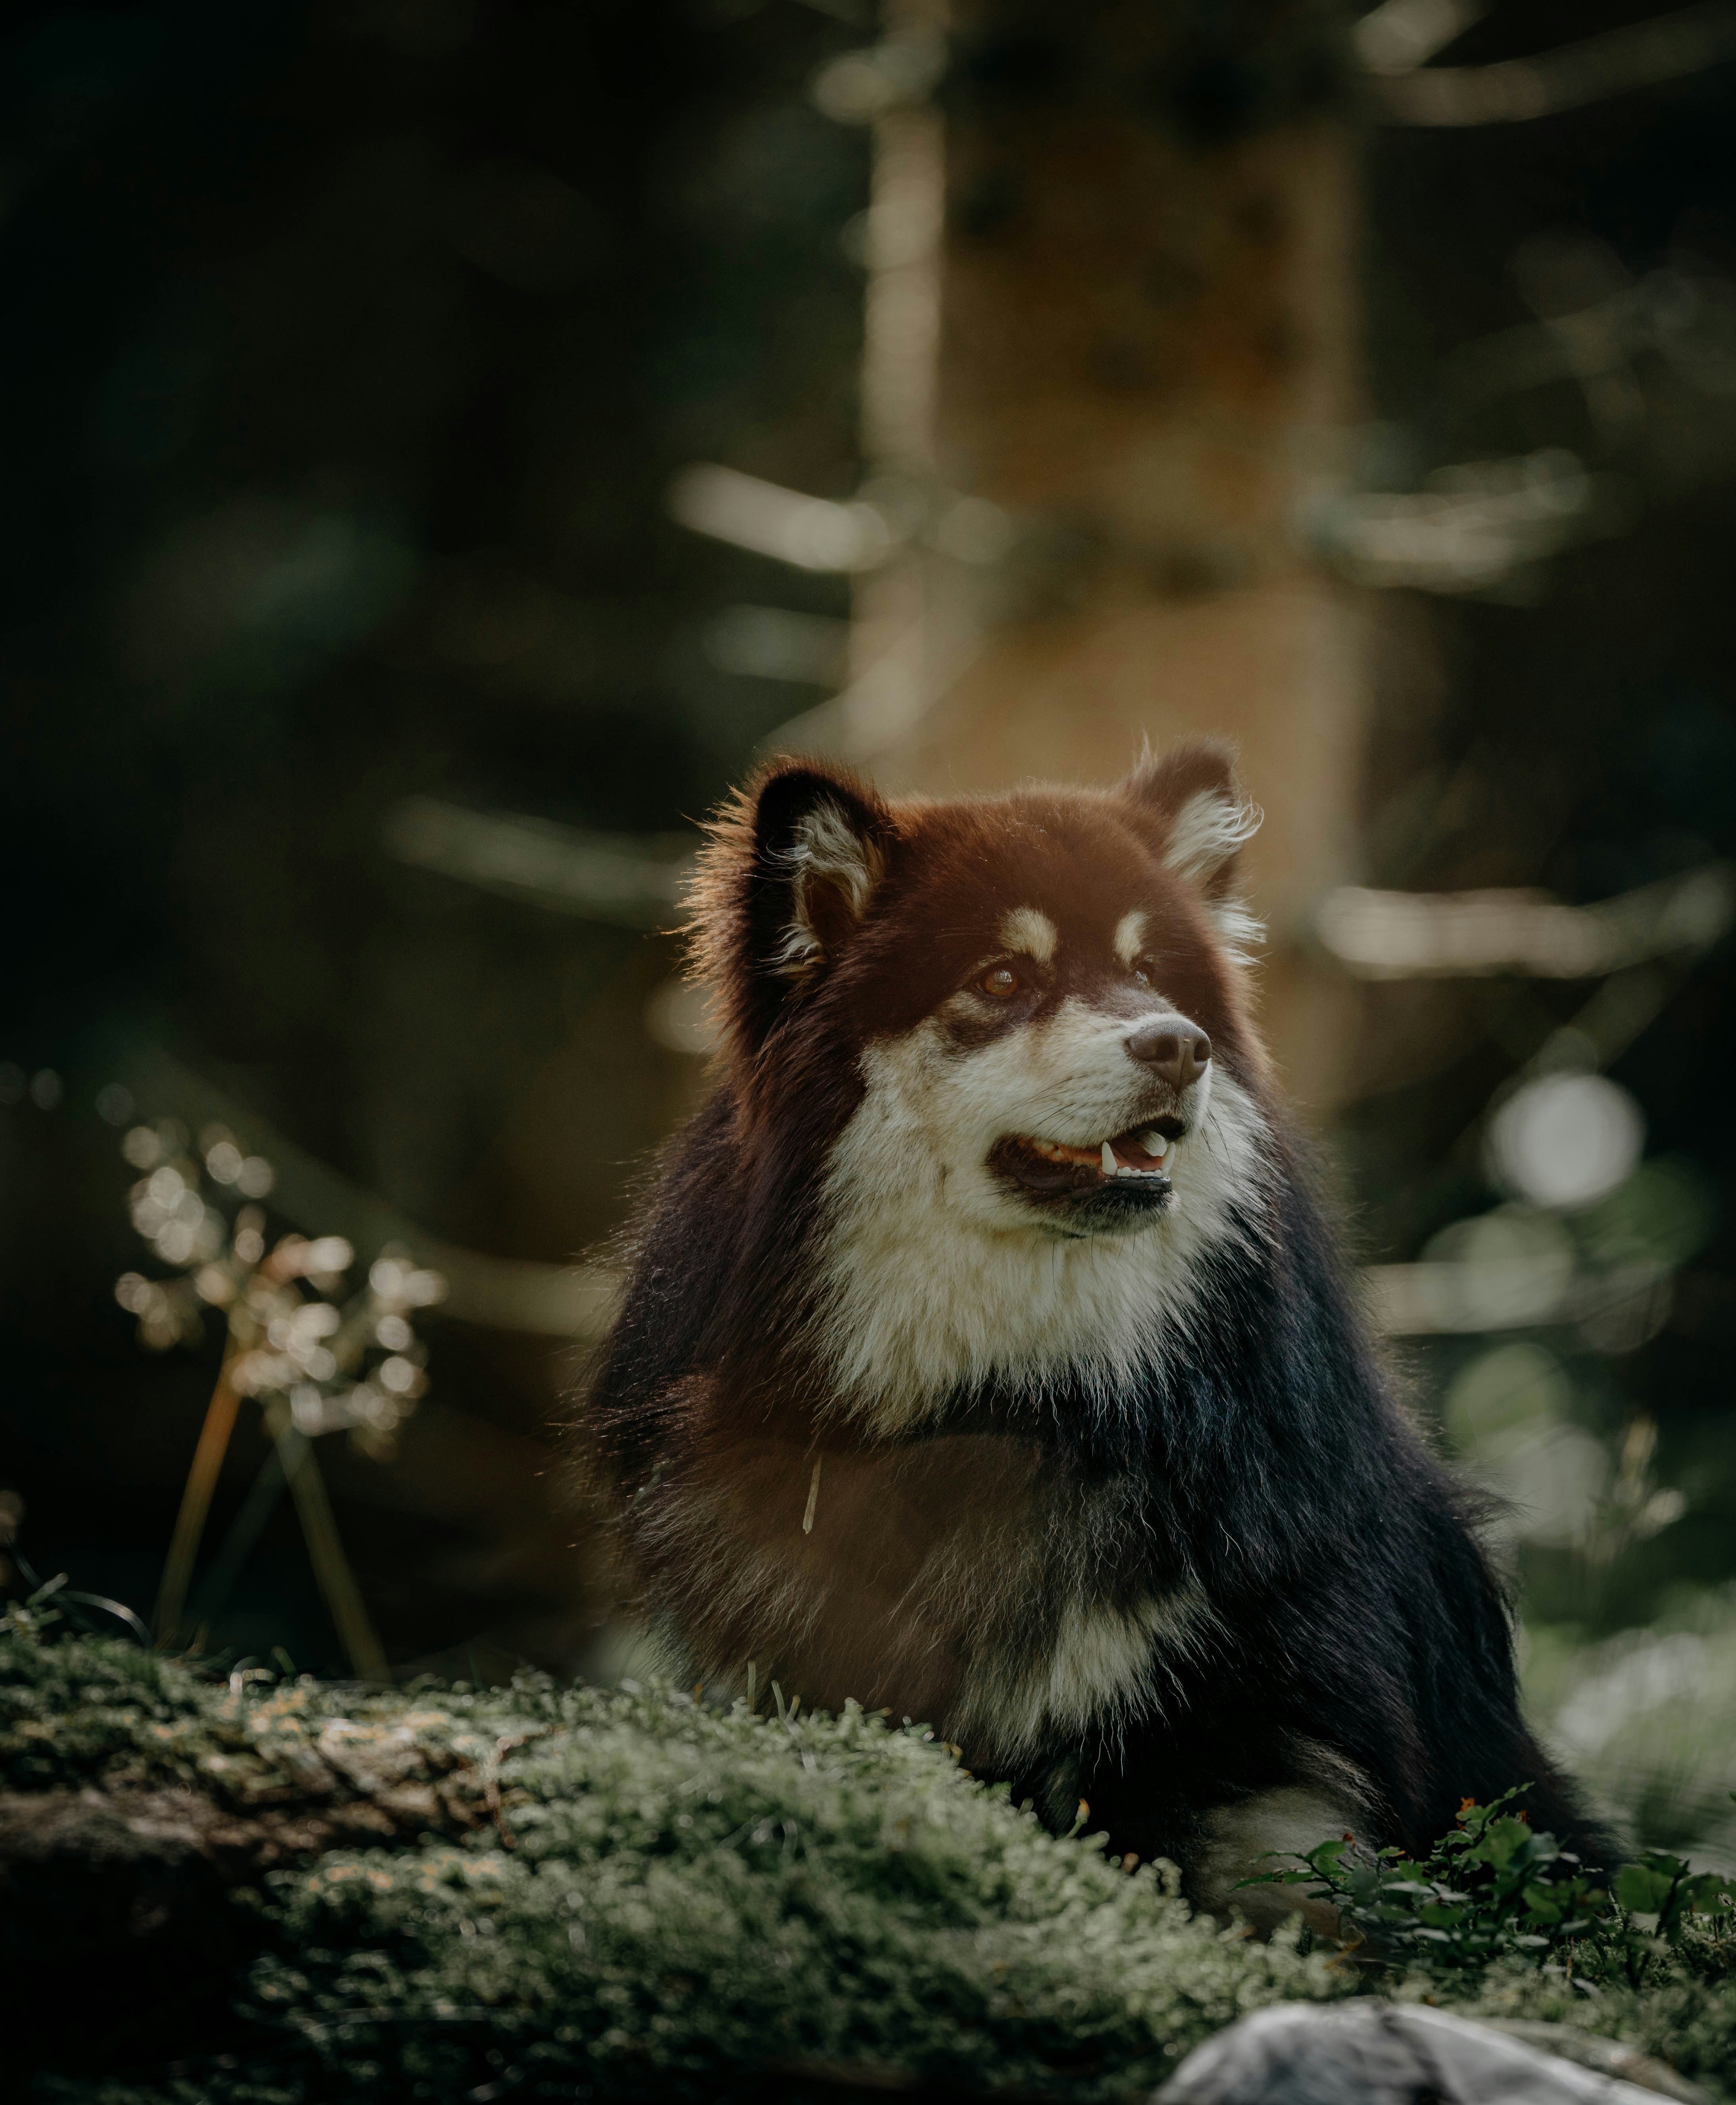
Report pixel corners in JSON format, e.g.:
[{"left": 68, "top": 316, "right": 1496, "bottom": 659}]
[
  {"left": 688, "top": 760, "right": 893, "bottom": 1052},
  {"left": 1119, "top": 739, "right": 1259, "bottom": 899}
]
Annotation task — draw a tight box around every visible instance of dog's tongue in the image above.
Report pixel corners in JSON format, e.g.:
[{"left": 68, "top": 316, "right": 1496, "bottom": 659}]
[{"left": 994, "top": 1140, "right": 1093, "bottom": 1193}]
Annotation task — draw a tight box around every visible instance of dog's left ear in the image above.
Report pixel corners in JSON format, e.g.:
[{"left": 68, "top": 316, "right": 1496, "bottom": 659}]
[
  {"left": 689, "top": 759, "right": 892, "bottom": 1052},
  {"left": 750, "top": 763, "right": 890, "bottom": 979},
  {"left": 1120, "top": 740, "right": 1261, "bottom": 900}
]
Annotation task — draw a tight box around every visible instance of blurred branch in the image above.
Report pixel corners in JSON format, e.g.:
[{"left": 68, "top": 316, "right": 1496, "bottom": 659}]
[
  {"left": 262, "top": 1394, "right": 388, "bottom": 1681},
  {"left": 1436, "top": 252, "right": 1736, "bottom": 431},
  {"left": 809, "top": 25, "right": 947, "bottom": 125},
  {"left": 1316, "top": 863, "right": 1736, "bottom": 979},
  {"left": 1355, "top": 0, "right": 1490, "bottom": 77},
  {"left": 673, "top": 445, "right": 1665, "bottom": 614},
  {"left": 1373, "top": 1, "right": 1736, "bottom": 126},
  {"left": 1304, "top": 449, "right": 1611, "bottom": 593},
  {"left": 1311, "top": 244, "right": 1736, "bottom": 591},
  {"left": 667, "top": 463, "right": 894, "bottom": 572},
  {"left": 153, "top": 1338, "right": 245, "bottom": 1647},
  {"left": 1517, "top": 963, "right": 1680, "bottom": 1081},
  {"left": 383, "top": 796, "right": 693, "bottom": 930},
  {"left": 123, "top": 1049, "right": 618, "bottom": 1339}
]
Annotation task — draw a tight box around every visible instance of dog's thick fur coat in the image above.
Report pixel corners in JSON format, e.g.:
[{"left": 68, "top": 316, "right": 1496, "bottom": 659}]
[{"left": 587, "top": 746, "right": 1609, "bottom": 1903}]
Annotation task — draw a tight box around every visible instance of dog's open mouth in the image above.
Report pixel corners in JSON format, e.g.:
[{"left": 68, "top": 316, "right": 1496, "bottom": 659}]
[{"left": 990, "top": 1116, "right": 1185, "bottom": 1195}]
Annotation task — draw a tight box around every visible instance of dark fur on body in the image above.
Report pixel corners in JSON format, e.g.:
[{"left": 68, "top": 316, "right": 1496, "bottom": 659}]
[{"left": 587, "top": 747, "right": 1613, "bottom": 1891}]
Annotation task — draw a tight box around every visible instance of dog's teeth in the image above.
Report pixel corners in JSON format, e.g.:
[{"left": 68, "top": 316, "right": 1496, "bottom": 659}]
[
  {"left": 1100, "top": 1141, "right": 1116, "bottom": 1176},
  {"left": 1140, "top": 1130, "right": 1165, "bottom": 1156}
]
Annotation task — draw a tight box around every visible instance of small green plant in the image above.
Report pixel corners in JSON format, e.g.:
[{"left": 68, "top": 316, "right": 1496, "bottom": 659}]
[
  {"left": 1611, "top": 1851, "right": 1736, "bottom": 1943},
  {"left": 1244, "top": 1788, "right": 1736, "bottom": 1979}
]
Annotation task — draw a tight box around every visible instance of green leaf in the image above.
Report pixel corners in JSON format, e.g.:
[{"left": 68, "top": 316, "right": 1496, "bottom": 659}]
[{"left": 1617, "top": 1865, "right": 1676, "bottom": 1915}]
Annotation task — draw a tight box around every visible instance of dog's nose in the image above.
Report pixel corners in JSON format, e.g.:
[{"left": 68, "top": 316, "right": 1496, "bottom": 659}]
[{"left": 1124, "top": 1018, "right": 1211, "bottom": 1089}]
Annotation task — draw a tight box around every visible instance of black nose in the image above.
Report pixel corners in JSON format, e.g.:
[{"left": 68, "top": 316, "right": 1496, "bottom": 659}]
[{"left": 1124, "top": 1017, "right": 1211, "bottom": 1089}]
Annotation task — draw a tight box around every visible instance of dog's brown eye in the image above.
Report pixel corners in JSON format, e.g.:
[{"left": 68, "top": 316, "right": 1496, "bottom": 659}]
[{"left": 978, "top": 965, "right": 1021, "bottom": 999}]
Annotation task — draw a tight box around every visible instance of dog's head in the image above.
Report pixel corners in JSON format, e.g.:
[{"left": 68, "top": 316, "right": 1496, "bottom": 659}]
[{"left": 689, "top": 742, "right": 1267, "bottom": 1244}]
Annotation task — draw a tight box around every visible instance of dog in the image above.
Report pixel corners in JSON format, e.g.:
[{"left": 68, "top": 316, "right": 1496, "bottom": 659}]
[{"left": 585, "top": 743, "right": 1611, "bottom": 1911}]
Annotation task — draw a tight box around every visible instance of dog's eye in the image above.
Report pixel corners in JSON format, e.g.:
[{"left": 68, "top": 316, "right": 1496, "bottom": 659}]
[
  {"left": 1132, "top": 960, "right": 1152, "bottom": 985},
  {"left": 977, "top": 964, "right": 1022, "bottom": 1000}
]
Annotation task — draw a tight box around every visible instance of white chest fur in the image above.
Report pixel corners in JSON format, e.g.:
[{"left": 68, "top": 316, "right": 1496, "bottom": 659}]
[{"left": 959, "top": 1580, "right": 1213, "bottom": 1760}]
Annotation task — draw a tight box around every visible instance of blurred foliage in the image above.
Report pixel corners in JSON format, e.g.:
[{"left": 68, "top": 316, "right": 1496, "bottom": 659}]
[
  {"left": 1527, "top": 1589, "right": 1736, "bottom": 1869},
  {"left": 1334, "top": 2, "right": 1736, "bottom": 1878},
  {"left": 0, "top": 0, "right": 872, "bottom": 1675}
]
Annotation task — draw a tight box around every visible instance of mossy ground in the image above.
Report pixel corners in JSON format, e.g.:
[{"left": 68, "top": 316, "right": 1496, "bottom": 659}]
[{"left": 4, "top": 1622, "right": 1731, "bottom": 2103}]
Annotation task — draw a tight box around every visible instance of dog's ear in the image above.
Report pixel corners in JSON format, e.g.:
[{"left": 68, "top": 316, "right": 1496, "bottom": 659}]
[
  {"left": 751, "top": 764, "right": 890, "bottom": 978},
  {"left": 689, "top": 760, "right": 892, "bottom": 1051},
  {"left": 1120, "top": 740, "right": 1261, "bottom": 900}
]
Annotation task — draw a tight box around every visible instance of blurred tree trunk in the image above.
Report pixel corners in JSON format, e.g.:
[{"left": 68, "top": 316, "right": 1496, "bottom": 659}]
[{"left": 848, "top": 0, "right": 1364, "bottom": 1114}]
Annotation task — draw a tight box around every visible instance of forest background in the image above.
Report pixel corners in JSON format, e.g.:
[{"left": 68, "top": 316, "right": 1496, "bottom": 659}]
[{"left": 4, "top": 0, "right": 1736, "bottom": 1884}]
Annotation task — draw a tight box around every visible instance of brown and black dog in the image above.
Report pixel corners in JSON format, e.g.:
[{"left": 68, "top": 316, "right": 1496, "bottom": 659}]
[{"left": 584, "top": 743, "right": 1611, "bottom": 1911}]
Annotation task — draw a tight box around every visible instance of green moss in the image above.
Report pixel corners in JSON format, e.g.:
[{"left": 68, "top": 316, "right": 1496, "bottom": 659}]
[
  {"left": 5, "top": 1623, "right": 1731, "bottom": 2103},
  {"left": 1451, "top": 1964, "right": 1736, "bottom": 2095}
]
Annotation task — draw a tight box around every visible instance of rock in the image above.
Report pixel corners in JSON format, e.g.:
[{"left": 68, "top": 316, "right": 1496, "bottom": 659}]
[{"left": 1152, "top": 2001, "right": 1706, "bottom": 2105}]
